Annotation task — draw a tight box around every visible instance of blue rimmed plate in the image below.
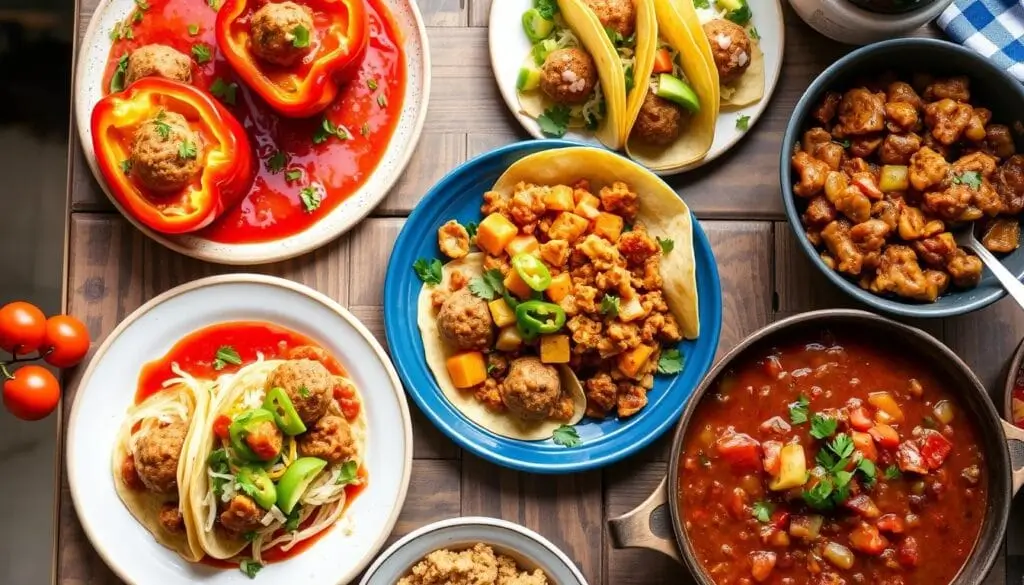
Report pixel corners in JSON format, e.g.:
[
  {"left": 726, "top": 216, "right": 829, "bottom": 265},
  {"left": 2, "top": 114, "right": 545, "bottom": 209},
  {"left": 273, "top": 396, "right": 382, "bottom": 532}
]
[{"left": 383, "top": 139, "right": 722, "bottom": 473}]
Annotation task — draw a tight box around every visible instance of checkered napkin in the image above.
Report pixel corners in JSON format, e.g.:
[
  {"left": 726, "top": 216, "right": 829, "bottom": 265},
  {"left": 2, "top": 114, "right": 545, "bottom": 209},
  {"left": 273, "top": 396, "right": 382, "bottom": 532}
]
[{"left": 936, "top": 0, "right": 1024, "bottom": 82}]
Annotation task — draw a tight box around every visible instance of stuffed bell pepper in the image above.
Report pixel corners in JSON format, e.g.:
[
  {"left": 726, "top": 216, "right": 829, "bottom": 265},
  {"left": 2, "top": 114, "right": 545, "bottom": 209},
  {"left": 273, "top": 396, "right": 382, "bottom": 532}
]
[
  {"left": 215, "top": 0, "right": 369, "bottom": 118},
  {"left": 90, "top": 78, "right": 255, "bottom": 235}
]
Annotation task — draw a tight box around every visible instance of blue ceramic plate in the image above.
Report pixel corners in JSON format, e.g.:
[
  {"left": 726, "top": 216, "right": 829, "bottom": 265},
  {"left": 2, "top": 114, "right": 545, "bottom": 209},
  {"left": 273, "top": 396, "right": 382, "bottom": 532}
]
[{"left": 383, "top": 139, "right": 723, "bottom": 473}]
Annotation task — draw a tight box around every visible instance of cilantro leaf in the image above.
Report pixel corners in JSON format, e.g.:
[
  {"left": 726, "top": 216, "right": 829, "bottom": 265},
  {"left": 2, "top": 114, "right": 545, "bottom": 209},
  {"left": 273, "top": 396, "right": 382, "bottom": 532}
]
[
  {"left": 535, "top": 0, "right": 559, "bottom": 19},
  {"left": 207, "top": 448, "right": 230, "bottom": 497},
  {"left": 809, "top": 413, "right": 838, "bottom": 440},
  {"left": 884, "top": 465, "right": 901, "bottom": 480},
  {"left": 601, "top": 294, "right": 620, "bottom": 317},
  {"left": 266, "top": 150, "right": 287, "bottom": 173},
  {"left": 284, "top": 507, "right": 302, "bottom": 532},
  {"left": 857, "top": 458, "right": 877, "bottom": 488},
  {"left": 751, "top": 501, "right": 773, "bottom": 523},
  {"left": 361, "top": 122, "right": 370, "bottom": 137},
  {"left": 299, "top": 186, "right": 322, "bottom": 213},
  {"left": 110, "top": 53, "right": 129, "bottom": 93},
  {"left": 132, "top": 10, "right": 143, "bottom": 24},
  {"left": 152, "top": 116, "right": 172, "bottom": 139},
  {"left": 243, "top": 531, "right": 258, "bottom": 542},
  {"left": 464, "top": 221, "right": 479, "bottom": 240},
  {"left": 134, "top": 0, "right": 150, "bottom": 10},
  {"left": 208, "top": 0, "right": 221, "bottom": 10},
  {"left": 829, "top": 434, "right": 854, "bottom": 460},
  {"left": 748, "top": 26, "right": 760, "bottom": 40},
  {"left": 188, "top": 23, "right": 200, "bottom": 36},
  {"left": 313, "top": 118, "right": 350, "bottom": 144},
  {"left": 335, "top": 460, "right": 359, "bottom": 485},
  {"left": 292, "top": 25, "right": 310, "bottom": 48},
  {"left": 803, "top": 477, "right": 834, "bottom": 509},
  {"left": 657, "top": 348, "right": 684, "bottom": 374},
  {"left": 298, "top": 385, "right": 310, "bottom": 398},
  {"left": 693, "top": 0, "right": 710, "bottom": 9},
  {"left": 834, "top": 138, "right": 851, "bottom": 148},
  {"left": 552, "top": 424, "right": 581, "bottom": 447},
  {"left": 656, "top": 236, "right": 674, "bottom": 255},
  {"left": 538, "top": 105, "right": 571, "bottom": 138},
  {"left": 736, "top": 114, "right": 750, "bottom": 131},
  {"left": 213, "top": 346, "right": 242, "bottom": 370},
  {"left": 178, "top": 140, "right": 198, "bottom": 160},
  {"left": 833, "top": 469, "right": 854, "bottom": 502},
  {"left": 468, "top": 269, "right": 505, "bottom": 300},
  {"left": 191, "top": 43, "right": 212, "bottom": 64},
  {"left": 953, "top": 170, "right": 982, "bottom": 189},
  {"left": 367, "top": 78, "right": 378, "bottom": 90},
  {"left": 209, "top": 77, "right": 238, "bottom": 106},
  {"left": 120, "top": 159, "right": 132, "bottom": 175},
  {"left": 239, "top": 560, "right": 262, "bottom": 579},
  {"left": 624, "top": 65, "right": 635, "bottom": 93},
  {"left": 413, "top": 258, "right": 443, "bottom": 286},
  {"left": 285, "top": 169, "right": 303, "bottom": 182},
  {"left": 788, "top": 394, "right": 810, "bottom": 424}
]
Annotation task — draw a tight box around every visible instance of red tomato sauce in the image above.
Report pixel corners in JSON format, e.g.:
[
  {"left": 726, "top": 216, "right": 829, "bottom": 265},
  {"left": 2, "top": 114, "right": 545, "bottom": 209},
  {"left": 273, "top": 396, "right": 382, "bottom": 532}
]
[{"left": 101, "top": 0, "right": 406, "bottom": 243}]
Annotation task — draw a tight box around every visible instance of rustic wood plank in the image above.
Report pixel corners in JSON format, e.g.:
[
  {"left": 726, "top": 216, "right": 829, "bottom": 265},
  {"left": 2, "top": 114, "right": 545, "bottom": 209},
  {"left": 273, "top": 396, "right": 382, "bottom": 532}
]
[
  {"left": 944, "top": 298, "right": 1024, "bottom": 403},
  {"left": 375, "top": 133, "right": 467, "bottom": 215},
  {"left": 468, "top": 0, "right": 490, "bottom": 27},
  {"left": 460, "top": 453, "right": 603, "bottom": 584},
  {"left": 416, "top": 0, "right": 467, "bottom": 26},
  {"left": 387, "top": 459, "right": 462, "bottom": 544},
  {"left": 466, "top": 130, "right": 528, "bottom": 159}
]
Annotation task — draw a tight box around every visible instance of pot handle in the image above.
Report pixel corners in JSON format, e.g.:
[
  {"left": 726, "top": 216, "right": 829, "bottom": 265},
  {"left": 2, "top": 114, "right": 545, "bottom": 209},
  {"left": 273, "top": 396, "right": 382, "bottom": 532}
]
[
  {"left": 607, "top": 477, "right": 680, "bottom": 561},
  {"left": 1001, "top": 420, "right": 1024, "bottom": 495}
]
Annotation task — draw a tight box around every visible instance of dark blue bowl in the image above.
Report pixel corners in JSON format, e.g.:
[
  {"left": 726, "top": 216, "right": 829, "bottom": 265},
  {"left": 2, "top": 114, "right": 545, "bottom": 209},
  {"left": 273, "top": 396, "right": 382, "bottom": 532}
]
[
  {"left": 780, "top": 38, "right": 1024, "bottom": 318},
  {"left": 383, "top": 139, "right": 723, "bottom": 473}
]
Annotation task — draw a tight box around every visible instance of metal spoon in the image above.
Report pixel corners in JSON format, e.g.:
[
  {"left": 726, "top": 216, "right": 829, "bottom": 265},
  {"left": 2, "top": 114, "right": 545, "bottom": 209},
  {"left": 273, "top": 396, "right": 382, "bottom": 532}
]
[{"left": 953, "top": 226, "right": 1024, "bottom": 309}]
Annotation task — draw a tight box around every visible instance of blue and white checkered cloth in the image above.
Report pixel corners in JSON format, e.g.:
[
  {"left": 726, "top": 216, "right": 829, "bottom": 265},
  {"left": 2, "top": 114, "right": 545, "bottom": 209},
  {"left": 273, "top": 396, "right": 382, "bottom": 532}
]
[{"left": 937, "top": 0, "right": 1024, "bottom": 82}]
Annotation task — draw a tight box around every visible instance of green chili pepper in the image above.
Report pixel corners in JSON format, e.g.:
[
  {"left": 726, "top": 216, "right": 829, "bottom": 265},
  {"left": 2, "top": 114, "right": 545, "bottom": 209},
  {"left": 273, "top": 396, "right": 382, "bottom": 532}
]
[
  {"left": 512, "top": 253, "right": 552, "bottom": 292},
  {"left": 263, "top": 387, "right": 307, "bottom": 436},
  {"left": 521, "top": 8, "right": 555, "bottom": 43},
  {"left": 515, "top": 300, "right": 566, "bottom": 338},
  {"left": 236, "top": 466, "right": 277, "bottom": 510},
  {"left": 276, "top": 457, "right": 328, "bottom": 514},
  {"left": 228, "top": 409, "right": 276, "bottom": 462}
]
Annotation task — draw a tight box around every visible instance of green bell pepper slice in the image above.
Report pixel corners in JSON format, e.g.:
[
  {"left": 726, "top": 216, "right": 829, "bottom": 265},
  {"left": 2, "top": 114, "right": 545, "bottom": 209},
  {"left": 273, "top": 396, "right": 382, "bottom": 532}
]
[
  {"left": 263, "top": 387, "right": 307, "bottom": 436},
  {"left": 515, "top": 300, "right": 566, "bottom": 339},
  {"left": 236, "top": 466, "right": 277, "bottom": 510},
  {"left": 228, "top": 408, "right": 276, "bottom": 463},
  {"left": 522, "top": 8, "right": 555, "bottom": 43},
  {"left": 276, "top": 457, "right": 328, "bottom": 515},
  {"left": 512, "top": 253, "right": 552, "bottom": 292}
]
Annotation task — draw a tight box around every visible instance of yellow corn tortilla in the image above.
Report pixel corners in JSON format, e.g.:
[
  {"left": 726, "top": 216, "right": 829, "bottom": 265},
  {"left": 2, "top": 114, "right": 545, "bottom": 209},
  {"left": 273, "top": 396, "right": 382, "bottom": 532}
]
[
  {"left": 417, "top": 254, "right": 587, "bottom": 441},
  {"left": 624, "top": 0, "right": 719, "bottom": 171},
  {"left": 111, "top": 383, "right": 209, "bottom": 563},
  {"left": 491, "top": 147, "right": 699, "bottom": 339},
  {"left": 720, "top": 40, "right": 764, "bottom": 109},
  {"left": 621, "top": 0, "right": 658, "bottom": 136}
]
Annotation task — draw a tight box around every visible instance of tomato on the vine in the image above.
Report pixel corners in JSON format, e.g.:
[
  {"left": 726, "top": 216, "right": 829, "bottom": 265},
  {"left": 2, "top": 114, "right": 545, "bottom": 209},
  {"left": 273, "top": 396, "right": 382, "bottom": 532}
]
[
  {"left": 42, "top": 315, "right": 90, "bottom": 368},
  {"left": 0, "top": 302, "right": 46, "bottom": 354},
  {"left": 2, "top": 365, "right": 60, "bottom": 421}
]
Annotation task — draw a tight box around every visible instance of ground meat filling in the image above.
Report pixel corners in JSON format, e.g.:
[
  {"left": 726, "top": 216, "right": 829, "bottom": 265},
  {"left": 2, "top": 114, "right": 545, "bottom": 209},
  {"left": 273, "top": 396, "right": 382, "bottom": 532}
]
[
  {"left": 129, "top": 111, "right": 203, "bottom": 193},
  {"left": 249, "top": 1, "right": 315, "bottom": 67},
  {"left": 297, "top": 414, "right": 357, "bottom": 463},
  {"left": 540, "top": 48, "right": 597, "bottom": 105},
  {"left": 219, "top": 494, "right": 264, "bottom": 534},
  {"left": 133, "top": 420, "right": 188, "bottom": 494},
  {"left": 159, "top": 502, "right": 185, "bottom": 534},
  {"left": 702, "top": 19, "right": 752, "bottom": 85},
  {"left": 398, "top": 542, "right": 549, "bottom": 585},
  {"left": 500, "top": 357, "right": 561, "bottom": 421},
  {"left": 436, "top": 288, "right": 494, "bottom": 351},
  {"left": 631, "top": 92, "right": 686, "bottom": 146},
  {"left": 125, "top": 44, "right": 192, "bottom": 86},
  {"left": 582, "top": 0, "right": 636, "bottom": 38},
  {"left": 265, "top": 359, "right": 333, "bottom": 424}
]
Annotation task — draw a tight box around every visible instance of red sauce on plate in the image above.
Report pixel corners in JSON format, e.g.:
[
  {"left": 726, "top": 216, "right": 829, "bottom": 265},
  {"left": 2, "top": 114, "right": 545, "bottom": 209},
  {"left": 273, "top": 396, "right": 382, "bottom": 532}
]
[{"left": 102, "top": 0, "right": 406, "bottom": 243}]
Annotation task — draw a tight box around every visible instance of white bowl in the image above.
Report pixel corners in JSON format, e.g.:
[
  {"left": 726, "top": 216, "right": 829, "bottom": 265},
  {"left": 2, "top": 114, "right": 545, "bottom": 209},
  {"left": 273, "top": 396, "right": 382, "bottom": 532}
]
[{"left": 787, "top": 0, "right": 954, "bottom": 45}]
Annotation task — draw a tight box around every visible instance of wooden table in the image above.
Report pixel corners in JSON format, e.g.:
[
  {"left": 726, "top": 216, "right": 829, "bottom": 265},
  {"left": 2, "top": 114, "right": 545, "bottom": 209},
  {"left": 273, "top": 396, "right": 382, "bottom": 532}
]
[{"left": 54, "top": 1, "right": 1024, "bottom": 583}]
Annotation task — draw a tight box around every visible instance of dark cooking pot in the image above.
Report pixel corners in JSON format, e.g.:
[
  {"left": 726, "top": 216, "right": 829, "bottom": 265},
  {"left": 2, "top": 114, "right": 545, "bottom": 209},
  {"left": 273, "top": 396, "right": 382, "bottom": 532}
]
[{"left": 609, "top": 309, "right": 1024, "bottom": 584}]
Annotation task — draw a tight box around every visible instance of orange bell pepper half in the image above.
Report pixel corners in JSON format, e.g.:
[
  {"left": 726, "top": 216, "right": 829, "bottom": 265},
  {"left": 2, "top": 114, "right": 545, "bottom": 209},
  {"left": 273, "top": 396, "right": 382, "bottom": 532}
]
[
  {"left": 216, "top": 0, "right": 369, "bottom": 118},
  {"left": 90, "top": 78, "right": 255, "bottom": 234}
]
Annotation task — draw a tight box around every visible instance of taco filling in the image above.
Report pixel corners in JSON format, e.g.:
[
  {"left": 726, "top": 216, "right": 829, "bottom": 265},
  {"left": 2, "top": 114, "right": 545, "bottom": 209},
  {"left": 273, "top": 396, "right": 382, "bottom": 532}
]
[
  {"left": 631, "top": 42, "right": 700, "bottom": 146},
  {"left": 690, "top": 0, "right": 765, "bottom": 108}
]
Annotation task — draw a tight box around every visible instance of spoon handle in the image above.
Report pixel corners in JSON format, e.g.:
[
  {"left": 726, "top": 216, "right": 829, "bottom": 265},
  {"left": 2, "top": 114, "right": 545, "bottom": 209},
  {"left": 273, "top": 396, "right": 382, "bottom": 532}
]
[{"left": 967, "top": 242, "right": 1024, "bottom": 310}]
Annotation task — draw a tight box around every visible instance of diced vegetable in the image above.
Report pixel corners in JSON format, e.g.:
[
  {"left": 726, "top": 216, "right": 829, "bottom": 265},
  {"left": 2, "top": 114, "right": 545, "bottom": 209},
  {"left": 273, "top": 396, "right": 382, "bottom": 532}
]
[
  {"left": 652, "top": 47, "right": 673, "bottom": 74},
  {"left": 897, "top": 535, "right": 920, "bottom": 567},
  {"left": 543, "top": 185, "right": 575, "bottom": 211},
  {"left": 618, "top": 344, "right": 655, "bottom": 378},
  {"left": 868, "top": 424, "right": 900, "bottom": 448},
  {"left": 715, "top": 432, "right": 762, "bottom": 470},
  {"left": 516, "top": 65, "right": 542, "bottom": 91},
  {"left": 851, "top": 430, "right": 878, "bottom": 462},
  {"left": 593, "top": 212, "right": 624, "bottom": 242},
  {"left": 868, "top": 392, "right": 905, "bottom": 423},
  {"left": 844, "top": 494, "right": 880, "bottom": 518},
  {"left": 788, "top": 515, "right": 823, "bottom": 540},
  {"left": 762, "top": 440, "right": 782, "bottom": 476},
  {"left": 728, "top": 486, "right": 748, "bottom": 518},
  {"left": 716, "top": 0, "right": 752, "bottom": 24},
  {"left": 574, "top": 193, "right": 601, "bottom": 219},
  {"left": 445, "top": 351, "right": 487, "bottom": 388},
  {"left": 768, "top": 444, "right": 806, "bottom": 491},
  {"left": 548, "top": 212, "right": 590, "bottom": 242},
  {"left": 503, "top": 267, "right": 534, "bottom": 299},
  {"left": 767, "top": 529, "right": 790, "bottom": 548},
  {"left": 539, "top": 334, "right": 570, "bottom": 364},
  {"left": 849, "top": 407, "right": 873, "bottom": 431},
  {"left": 823, "top": 541, "right": 855, "bottom": 570},
  {"left": 546, "top": 272, "right": 572, "bottom": 302},
  {"left": 879, "top": 165, "right": 910, "bottom": 192},
  {"left": 488, "top": 298, "right": 517, "bottom": 327},
  {"left": 896, "top": 440, "right": 928, "bottom": 475},
  {"left": 917, "top": 429, "right": 952, "bottom": 470},
  {"left": 618, "top": 295, "right": 646, "bottom": 322},
  {"left": 849, "top": 523, "right": 888, "bottom": 555},
  {"left": 505, "top": 234, "right": 539, "bottom": 257},
  {"left": 759, "top": 416, "right": 791, "bottom": 435},
  {"left": 932, "top": 400, "right": 955, "bottom": 425},
  {"left": 852, "top": 173, "right": 883, "bottom": 200},
  {"left": 876, "top": 513, "right": 905, "bottom": 534},
  {"left": 749, "top": 550, "right": 776, "bottom": 583},
  {"left": 521, "top": 8, "right": 555, "bottom": 43},
  {"left": 495, "top": 326, "right": 524, "bottom": 352},
  {"left": 476, "top": 213, "right": 519, "bottom": 256}
]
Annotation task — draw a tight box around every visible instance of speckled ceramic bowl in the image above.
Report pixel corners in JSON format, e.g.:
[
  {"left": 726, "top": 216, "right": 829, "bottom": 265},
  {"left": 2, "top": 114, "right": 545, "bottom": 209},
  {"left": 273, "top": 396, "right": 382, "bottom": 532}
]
[{"left": 359, "top": 517, "right": 589, "bottom": 585}]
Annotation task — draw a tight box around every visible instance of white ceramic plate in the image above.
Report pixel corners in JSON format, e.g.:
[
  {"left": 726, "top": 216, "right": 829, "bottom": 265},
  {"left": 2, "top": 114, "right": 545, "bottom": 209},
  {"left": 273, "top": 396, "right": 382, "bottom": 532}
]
[
  {"left": 489, "top": 0, "right": 784, "bottom": 175},
  {"left": 74, "top": 0, "right": 430, "bottom": 265},
  {"left": 66, "top": 274, "right": 413, "bottom": 585}
]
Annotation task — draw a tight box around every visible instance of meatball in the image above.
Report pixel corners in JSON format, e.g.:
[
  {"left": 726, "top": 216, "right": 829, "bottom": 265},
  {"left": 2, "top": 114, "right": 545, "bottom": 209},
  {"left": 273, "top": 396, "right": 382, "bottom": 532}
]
[
  {"left": 125, "top": 44, "right": 192, "bottom": 86},
  {"left": 249, "top": 1, "right": 315, "bottom": 67},
  {"left": 583, "top": 0, "right": 636, "bottom": 38},
  {"left": 130, "top": 111, "right": 203, "bottom": 193},
  {"left": 436, "top": 288, "right": 494, "bottom": 351},
  {"left": 133, "top": 420, "right": 187, "bottom": 494},
  {"left": 702, "top": 19, "right": 751, "bottom": 85},
  {"left": 631, "top": 93, "right": 687, "bottom": 146},
  {"left": 500, "top": 357, "right": 561, "bottom": 421},
  {"left": 266, "top": 359, "right": 333, "bottom": 424},
  {"left": 297, "top": 415, "right": 357, "bottom": 463},
  {"left": 219, "top": 495, "right": 263, "bottom": 534},
  {"left": 159, "top": 502, "right": 185, "bottom": 534},
  {"left": 540, "top": 48, "right": 597, "bottom": 105},
  {"left": 245, "top": 420, "right": 283, "bottom": 461}
]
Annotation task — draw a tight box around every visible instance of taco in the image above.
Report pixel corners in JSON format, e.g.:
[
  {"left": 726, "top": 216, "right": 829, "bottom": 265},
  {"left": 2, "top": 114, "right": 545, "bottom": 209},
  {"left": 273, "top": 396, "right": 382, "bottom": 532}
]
[
  {"left": 188, "top": 352, "right": 367, "bottom": 563},
  {"left": 417, "top": 147, "right": 699, "bottom": 424},
  {"left": 112, "top": 372, "right": 210, "bottom": 562},
  {"left": 517, "top": 0, "right": 627, "bottom": 149}
]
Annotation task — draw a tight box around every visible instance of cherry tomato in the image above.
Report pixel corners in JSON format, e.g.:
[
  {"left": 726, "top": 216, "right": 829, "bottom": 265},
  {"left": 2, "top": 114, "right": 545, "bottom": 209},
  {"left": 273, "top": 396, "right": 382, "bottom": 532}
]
[
  {"left": 213, "top": 414, "right": 231, "bottom": 440},
  {"left": 0, "top": 302, "right": 47, "bottom": 354},
  {"left": 2, "top": 365, "right": 60, "bottom": 421},
  {"left": 42, "top": 315, "right": 90, "bottom": 368}
]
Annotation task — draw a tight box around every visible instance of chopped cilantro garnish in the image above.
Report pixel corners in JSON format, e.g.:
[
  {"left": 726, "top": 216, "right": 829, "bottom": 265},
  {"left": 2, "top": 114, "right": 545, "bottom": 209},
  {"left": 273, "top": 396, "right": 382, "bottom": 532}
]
[
  {"left": 953, "top": 170, "right": 982, "bottom": 189},
  {"left": 292, "top": 25, "right": 310, "bottom": 48},
  {"left": 191, "top": 43, "right": 212, "bottom": 64},
  {"left": 468, "top": 269, "right": 505, "bottom": 301},
  {"left": 600, "top": 295, "right": 620, "bottom": 317},
  {"left": 285, "top": 169, "right": 303, "bottom": 182},
  {"left": 789, "top": 394, "right": 810, "bottom": 424},
  {"left": 657, "top": 348, "right": 684, "bottom": 374},
  {"left": 752, "top": 501, "right": 773, "bottom": 523},
  {"left": 110, "top": 53, "right": 129, "bottom": 93},
  {"left": 809, "top": 413, "right": 838, "bottom": 440},
  {"left": 656, "top": 236, "right": 674, "bottom": 255},
  {"left": 736, "top": 114, "right": 750, "bottom": 131},
  {"left": 178, "top": 140, "right": 198, "bottom": 160},
  {"left": 299, "top": 186, "right": 322, "bottom": 212},
  {"left": 335, "top": 460, "right": 359, "bottom": 485},
  {"left": 239, "top": 560, "right": 262, "bottom": 579},
  {"left": 552, "top": 424, "right": 581, "bottom": 447},
  {"left": 266, "top": 150, "right": 287, "bottom": 173},
  {"left": 213, "top": 346, "right": 242, "bottom": 370},
  {"left": 413, "top": 258, "right": 443, "bottom": 286},
  {"left": 313, "top": 118, "right": 350, "bottom": 144},
  {"left": 209, "top": 77, "right": 238, "bottom": 106},
  {"left": 538, "top": 104, "right": 571, "bottom": 137}
]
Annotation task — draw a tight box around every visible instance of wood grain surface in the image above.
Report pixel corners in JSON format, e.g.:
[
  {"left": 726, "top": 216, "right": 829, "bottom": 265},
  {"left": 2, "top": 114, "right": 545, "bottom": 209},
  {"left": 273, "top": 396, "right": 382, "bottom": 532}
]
[{"left": 56, "top": 1, "right": 1014, "bottom": 584}]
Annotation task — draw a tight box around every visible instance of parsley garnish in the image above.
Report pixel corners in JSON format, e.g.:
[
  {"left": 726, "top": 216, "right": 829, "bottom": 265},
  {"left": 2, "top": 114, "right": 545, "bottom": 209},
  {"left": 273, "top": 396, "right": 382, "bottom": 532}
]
[
  {"left": 188, "top": 23, "right": 200, "bottom": 36},
  {"left": 284, "top": 507, "right": 302, "bottom": 531},
  {"left": 132, "top": 10, "right": 143, "bottom": 23},
  {"left": 413, "top": 258, "right": 443, "bottom": 286},
  {"left": 656, "top": 236, "right": 674, "bottom": 255},
  {"left": 178, "top": 140, "right": 197, "bottom": 160},
  {"left": 285, "top": 169, "right": 303, "bottom": 182},
  {"left": 552, "top": 424, "right": 581, "bottom": 447},
  {"left": 313, "top": 118, "right": 350, "bottom": 144},
  {"left": 192, "top": 43, "right": 212, "bottom": 64},
  {"left": 834, "top": 138, "right": 851, "bottom": 148},
  {"left": 213, "top": 346, "right": 242, "bottom": 370},
  {"left": 292, "top": 25, "right": 310, "bottom": 48},
  {"left": 209, "top": 77, "right": 238, "bottom": 106},
  {"left": 367, "top": 78, "right": 378, "bottom": 90},
  {"left": 335, "top": 460, "right": 359, "bottom": 485},
  {"left": 243, "top": 531, "right": 258, "bottom": 542},
  {"left": 601, "top": 295, "right": 620, "bottom": 317},
  {"left": 465, "top": 221, "right": 479, "bottom": 240},
  {"left": 752, "top": 501, "right": 773, "bottom": 523},
  {"left": 361, "top": 122, "right": 370, "bottom": 137},
  {"left": 239, "top": 560, "right": 262, "bottom": 579},
  {"left": 624, "top": 65, "right": 635, "bottom": 93},
  {"left": 748, "top": 26, "right": 760, "bottom": 40},
  {"left": 208, "top": 0, "right": 221, "bottom": 10},
  {"left": 134, "top": 0, "right": 150, "bottom": 9},
  {"left": 693, "top": 0, "right": 710, "bottom": 8},
  {"left": 207, "top": 448, "right": 230, "bottom": 497},
  {"left": 266, "top": 150, "right": 287, "bottom": 173},
  {"left": 110, "top": 53, "right": 129, "bottom": 93},
  {"left": 120, "top": 159, "right": 132, "bottom": 175},
  {"left": 535, "top": 0, "right": 559, "bottom": 19},
  {"left": 858, "top": 458, "right": 877, "bottom": 488},
  {"left": 299, "top": 186, "right": 322, "bottom": 212},
  {"left": 884, "top": 465, "right": 901, "bottom": 480},
  {"left": 298, "top": 385, "right": 310, "bottom": 398},
  {"left": 953, "top": 170, "right": 982, "bottom": 190},
  {"left": 657, "top": 348, "right": 684, "bottom": 374},
  {"left": 809, "top": 413, "right": 838, "bottom": 440},
  {"left": 468, "top": 269, "right": 505, "bottom": 300},
  {"left": 377, "top": 94, "right": 389, "bottom": 108},
  {"left": 736, "top": 114, "right": 750, "bottom": 131},
  {"left": 152, "top": 115, "right": 172, "bottom": 140},
  {"left": 802, "top": 432, "right": 876, "bottom": 509},
  {"left": 789, "top": 394, "right": 810, "bottom": 424},
  {"left": 538, "top": 105, "right": 571, "bottom": 138}
]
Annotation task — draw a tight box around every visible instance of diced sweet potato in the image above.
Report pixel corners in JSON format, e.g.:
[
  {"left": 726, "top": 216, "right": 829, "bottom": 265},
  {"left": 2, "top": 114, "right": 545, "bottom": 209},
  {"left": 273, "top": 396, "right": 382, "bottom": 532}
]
[
  {"left": 495, "top": 326, "right": 524, "bottom": 352},
  {"left": 574, "top": 193, "right": 601, "bottom": 219},
  {"left": 476, "top": 213, "right": 518, "bottom": 256},
  {"left": 445, "top": 351, "right": 487, "bottom": 388},
  {"left": 617, "top": 344, "right": 655, "bottom": 378},
  {"left": 548, "top": 212, "right": 590, "bottom": 242},
  {"left": 488, "top": 298, "right": 517, "bottom": 327},
  {"left": 543, "top": 185, "right": 574, "bottom": 211},
  {"left": 505, "top": 234, "right": 539, "bottom": 257},
  {"left": 540, "top": 334, "right": 570, "bottom": 363},
  {"left": 503, "top": 268, "right": 533, "bottom": 299},
  {"left": 546, "top": 272, "right": 572, "bottom": 302},
  {"left": 593, "top": 212, "right": 624, "bottom": 242}
]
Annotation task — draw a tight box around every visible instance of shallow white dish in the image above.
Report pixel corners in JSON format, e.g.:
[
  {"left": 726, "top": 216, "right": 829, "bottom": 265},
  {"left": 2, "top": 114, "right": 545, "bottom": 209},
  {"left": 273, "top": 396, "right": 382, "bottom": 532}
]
[
  {"left": 359, "top": 517, "right": 590, "bottom": 585},
  {"left": 489, "top": 0, "right": 784, "bottom": 175},
  {"left": 66, "top": 274, "right": 413, "bottom": 585},
  {"left": 74, "top": 0, "right": 430, "bottom": 265}
]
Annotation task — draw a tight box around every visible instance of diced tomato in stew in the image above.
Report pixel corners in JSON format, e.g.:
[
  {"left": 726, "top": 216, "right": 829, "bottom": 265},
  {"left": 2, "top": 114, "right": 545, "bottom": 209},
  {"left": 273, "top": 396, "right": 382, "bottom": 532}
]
[
  {"left": 851, "top": 430, "right": 878, "bottom": 462},
  {"left": 849, "top": 523, "right": 889, "bottom": 555},
  {"left": 849, "top": 406, "right": 874, "bottom": 431},
  {"left": 877, "top": 513, "right": 906, "bottom": 534},
  {"left": 868, "top": 423, "right": 900, "bottom": 448},
  {"left": 715, "top": 432, "right": 762, "bottom": 470},
  {"left": 918, "top": 429, "right": 953, "bottom": 470},
  {"left": 761, "top": 440, "right": 783, "bottom": 476}
]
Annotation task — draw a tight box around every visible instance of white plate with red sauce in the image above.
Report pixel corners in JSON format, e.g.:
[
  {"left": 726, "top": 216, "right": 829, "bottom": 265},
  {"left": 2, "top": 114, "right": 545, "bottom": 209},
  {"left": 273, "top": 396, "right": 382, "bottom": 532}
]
[
  {"left": 66, "top": 274, "right": 413, "bottom": 584},
  {"left": 74, "top": 0, "right": 429, "bottom": 265}
]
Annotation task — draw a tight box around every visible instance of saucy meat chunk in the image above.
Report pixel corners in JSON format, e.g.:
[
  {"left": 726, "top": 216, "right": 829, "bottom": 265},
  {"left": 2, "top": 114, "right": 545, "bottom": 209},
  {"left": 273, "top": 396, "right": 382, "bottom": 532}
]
[
  {"left": 821, "top": 219, "right": 863, "bottom": 276},
  {"left": 879, "top": 134, "right": 921, "bottom": 165},
  {"left": 924, "top": 99, "right": 973, "bottom": 145},
  {"left": 908, "top": 147, "right": 949, "bottom": 191},
  {"left": 297, "top": 415, "right": 357, "bottom": 463},
  {"left": 249, "top": 1, "right": 315, "bottom": 67},
  {"left": 540, "top": 49, "right": 597, "bottom": 105},
  {"left": 981, "top": 218, "right": 1020, "bottom": 253},
  {"left": 265, "top": 359, "right": 333, "bottom": 425},
  {"left": 500, "top": 357, "right": 560, "bottom": 421},
  {"left": 792, "top": 151, "right": 830, "bottom": 197},
  {"left": 923, "top": 76, "right": 970, "bottom": 102},
  {"left": 871, "top": 245, "right": 936, "bottom": 302},
  {"left": 995, "top": 155, "right": 1024, "bottom": 214},
  {"left": 835, "top": 89, "right": 886, "bottom": 136},
  {"left": 125, "top": 44, "right": 191, "bottom": 86},
  {"left": 946, "top": 249, "right": 983, "bottom": 288},
  {"left": 885, "top": 101, "right": 918, "bottom": 132},
  {"left": 814, "top": 91, "right": 841, "bottom": 126},
  {"left": 219, "top": 495, "right": 263, "bottom": 534}
]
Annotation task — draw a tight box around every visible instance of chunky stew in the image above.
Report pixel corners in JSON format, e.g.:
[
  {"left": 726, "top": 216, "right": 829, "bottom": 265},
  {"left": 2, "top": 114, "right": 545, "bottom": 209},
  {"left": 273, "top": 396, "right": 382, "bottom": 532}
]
[{"left": 678, "top": 332, "right": 987, "bottom": 585}]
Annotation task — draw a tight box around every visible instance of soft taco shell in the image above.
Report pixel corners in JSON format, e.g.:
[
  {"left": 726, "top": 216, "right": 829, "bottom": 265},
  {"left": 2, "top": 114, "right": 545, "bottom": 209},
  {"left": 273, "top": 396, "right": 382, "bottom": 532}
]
[
  {"left": 620, "top": 0, "right": 658, "bottom": 136},
  {"left": 417, "top": 254, "right": 587, "bottom": 441},
  {"left": 720, "top": 40, "right": 764, "bottom": 109},
  {"left": 111, "top": 383, "right": 209, "bottom": 562},
  {"left": 492, "top": 147, "right": 699, "bottom": 339},
  {"left": 624, "top": 0, "right": 718, "bottom": 171}
]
